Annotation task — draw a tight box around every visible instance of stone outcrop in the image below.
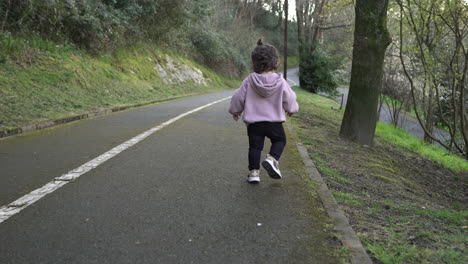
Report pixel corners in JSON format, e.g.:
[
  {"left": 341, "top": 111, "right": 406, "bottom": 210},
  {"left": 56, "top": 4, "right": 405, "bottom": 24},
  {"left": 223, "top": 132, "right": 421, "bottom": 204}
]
[{"left": 154, "top": 55, "right": 208, "bottom": 85}]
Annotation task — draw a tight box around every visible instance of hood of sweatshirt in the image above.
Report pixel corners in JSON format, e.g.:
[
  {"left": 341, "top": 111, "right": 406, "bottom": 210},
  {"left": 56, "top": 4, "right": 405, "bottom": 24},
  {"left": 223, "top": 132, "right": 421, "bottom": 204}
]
[{"left": 248, "top": 72, "right": 283, "bottom": 98}]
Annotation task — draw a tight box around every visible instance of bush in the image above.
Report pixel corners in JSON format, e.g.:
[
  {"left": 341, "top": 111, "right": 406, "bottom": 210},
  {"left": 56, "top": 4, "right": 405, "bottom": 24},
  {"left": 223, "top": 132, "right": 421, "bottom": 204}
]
[
  {"left": 189, "top": 27, "right": 248, "bottom": 76},
  {"left": 299, "top": 47, "right": 339, "bottom": 95},
  {"left": 0, "top": 0, "right": 189, "bottom": 52},
  {"left": 62, "top": 1, "right": 130, "bottom": 52}
]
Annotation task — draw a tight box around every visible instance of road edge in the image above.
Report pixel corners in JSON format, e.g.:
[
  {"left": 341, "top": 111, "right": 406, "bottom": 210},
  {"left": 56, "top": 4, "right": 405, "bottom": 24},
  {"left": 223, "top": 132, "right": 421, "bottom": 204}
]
[
  {"left": 286, "top": 123, "right": 373, "bottom": 264},
  {"left": 0, "top": 93, "right": 205, "bottom": 139}
]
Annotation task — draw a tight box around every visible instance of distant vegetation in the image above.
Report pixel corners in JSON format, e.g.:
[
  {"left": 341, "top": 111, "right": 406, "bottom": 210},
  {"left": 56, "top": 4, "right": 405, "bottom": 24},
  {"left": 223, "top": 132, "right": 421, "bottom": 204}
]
[
  {"left": 0, "top": 0, "right": 301, "bottom": 130},
  {"left": 0, "top": 0, "right": 299, "bottom": 77}
]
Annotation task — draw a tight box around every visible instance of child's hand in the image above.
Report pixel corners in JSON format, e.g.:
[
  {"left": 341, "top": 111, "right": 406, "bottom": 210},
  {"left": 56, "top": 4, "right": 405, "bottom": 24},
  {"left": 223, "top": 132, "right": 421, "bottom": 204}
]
[
  {"left": 287, "top": 112, "right": 294, "bottom": 117},
  {"left": 232, "top": 114, "right": 240, "bottom": 121}
]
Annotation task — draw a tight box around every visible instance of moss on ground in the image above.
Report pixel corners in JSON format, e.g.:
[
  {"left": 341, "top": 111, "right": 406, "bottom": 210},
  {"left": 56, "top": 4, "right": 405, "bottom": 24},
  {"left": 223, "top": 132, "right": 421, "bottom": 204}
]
[
  {"left": 290, "top": 87, "right": 467, "bottom": 264},
  {"left": 284, "top": 126, "right": 351, "bottom": 263}
]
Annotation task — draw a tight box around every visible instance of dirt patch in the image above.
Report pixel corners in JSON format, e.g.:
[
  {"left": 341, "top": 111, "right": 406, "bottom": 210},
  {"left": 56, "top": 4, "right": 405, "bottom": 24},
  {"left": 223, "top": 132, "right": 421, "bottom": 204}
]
[{"left": 291, "top": 97, "right": 467, "bottom": 264}]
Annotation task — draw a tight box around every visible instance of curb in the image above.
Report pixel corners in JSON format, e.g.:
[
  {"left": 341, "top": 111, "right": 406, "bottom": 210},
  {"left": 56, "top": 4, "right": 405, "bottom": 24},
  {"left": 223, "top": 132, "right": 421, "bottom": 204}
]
[
  {"left": 0, "top": 93, "right": 199, "bottom": 139},
  {"left": 286, "top": 123, "right": 373, "bottom": 264}
]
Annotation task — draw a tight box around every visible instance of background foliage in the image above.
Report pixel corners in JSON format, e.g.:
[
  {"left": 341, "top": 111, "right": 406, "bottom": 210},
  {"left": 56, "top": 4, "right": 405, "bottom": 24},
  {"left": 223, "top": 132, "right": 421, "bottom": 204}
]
[
  {"left": 299, "top": 45, "right": 339, "bottom": 95},
  {"left": 0, "top": 0, "right": 299, "bottom": 76}
]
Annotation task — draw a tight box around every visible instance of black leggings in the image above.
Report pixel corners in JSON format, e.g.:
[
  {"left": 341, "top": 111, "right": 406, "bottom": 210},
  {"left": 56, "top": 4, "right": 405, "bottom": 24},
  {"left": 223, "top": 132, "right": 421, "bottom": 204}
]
[{"left": 247, "top": 122, "right": 286, "bottom": 170}]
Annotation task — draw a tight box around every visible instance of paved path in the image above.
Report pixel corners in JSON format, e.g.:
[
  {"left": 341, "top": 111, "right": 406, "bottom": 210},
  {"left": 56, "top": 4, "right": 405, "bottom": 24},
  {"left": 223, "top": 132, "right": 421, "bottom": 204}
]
[
  {"left": 336, "top": 88, "right": 449, "bottom": 143},
  {"left": 286, "top": 68, "right": 300, "bottom": 88},
  {"left": 0, "top": 91, "right": 340, "bottom": 263}
]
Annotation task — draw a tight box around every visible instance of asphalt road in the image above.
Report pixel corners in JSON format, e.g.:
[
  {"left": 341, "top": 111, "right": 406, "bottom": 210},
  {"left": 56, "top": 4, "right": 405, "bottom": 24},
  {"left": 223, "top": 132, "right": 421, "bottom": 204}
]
[
  {"left": 336, "top": 87, "right": 449, "bottom": 143},
  {"left": 0, "top": 92, "right": 233, "bottom": 207},
  {"left": 286, "top": 68, "right": 300, "bottom": 88},
  {"left": 0, "top": 90, "right": 339, "bottom": 263}
]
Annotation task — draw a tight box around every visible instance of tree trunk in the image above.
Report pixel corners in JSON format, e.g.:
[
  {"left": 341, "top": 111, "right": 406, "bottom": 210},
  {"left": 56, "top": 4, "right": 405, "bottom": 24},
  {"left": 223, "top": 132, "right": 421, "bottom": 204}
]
[
  {"left": 310, "top": 0, "right": 327, "bottom": 46},
  {"left": 339, "top": 0, "right": 391, "bottom": 145},
  {"left": 283, "top": 0, "right": 288, "bottom": 79},
  {"left": 424, "top": 90, "right": 434, "bottom": 143},
  {"left": 296, "top": 0, "right": 305, "bottom": 87},
  {"left": 296, "top": 0, "right": 305, "bottom": 57}
]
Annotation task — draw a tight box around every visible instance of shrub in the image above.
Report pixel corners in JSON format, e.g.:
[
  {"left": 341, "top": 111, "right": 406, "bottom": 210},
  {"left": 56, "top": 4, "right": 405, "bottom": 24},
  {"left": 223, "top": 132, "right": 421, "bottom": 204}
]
[
  {"left": 189, "top": 27, "right": 248, "bottom": 76},
  {"left": 299, "top": 47, "right": 339, "bottom": 95},
  {"left": 0, "top": 0, "right": 189, "bottom": 52}
]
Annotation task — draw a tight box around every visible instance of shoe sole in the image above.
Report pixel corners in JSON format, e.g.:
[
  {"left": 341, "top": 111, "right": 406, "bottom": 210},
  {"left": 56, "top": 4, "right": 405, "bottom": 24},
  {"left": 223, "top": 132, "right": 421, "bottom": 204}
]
[
  {"left": 247, "top": 177, "right": 260, "bottom": 184},
  {"left": 262, "top": 161, "right": 282, "bottom": 179}
]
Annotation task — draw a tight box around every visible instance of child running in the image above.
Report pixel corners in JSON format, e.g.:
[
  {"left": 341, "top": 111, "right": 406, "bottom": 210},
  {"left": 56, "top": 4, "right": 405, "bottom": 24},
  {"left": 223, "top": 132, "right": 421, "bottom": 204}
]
[{"left": 229, "top": 39, "right": 299, "bottom": 183}]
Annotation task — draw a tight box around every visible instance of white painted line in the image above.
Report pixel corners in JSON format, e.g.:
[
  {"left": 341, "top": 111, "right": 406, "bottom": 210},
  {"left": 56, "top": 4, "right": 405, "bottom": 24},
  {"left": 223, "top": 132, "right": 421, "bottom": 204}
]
[
  {"left": 0, "top": 96, "right": 231, "bottom": 224},
  {"left": 287, "top": 78, "right": 297, "bottom": 85}
]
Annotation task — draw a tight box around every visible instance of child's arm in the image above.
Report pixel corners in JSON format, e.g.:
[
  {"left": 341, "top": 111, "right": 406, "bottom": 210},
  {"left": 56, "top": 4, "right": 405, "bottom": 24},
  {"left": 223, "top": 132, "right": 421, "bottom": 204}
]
[
  {"left": 228, "top": 79, "right": 248, "bottom": 120},
  {"left": 282, "top": 81, "right": 299, "bottom": 115}
]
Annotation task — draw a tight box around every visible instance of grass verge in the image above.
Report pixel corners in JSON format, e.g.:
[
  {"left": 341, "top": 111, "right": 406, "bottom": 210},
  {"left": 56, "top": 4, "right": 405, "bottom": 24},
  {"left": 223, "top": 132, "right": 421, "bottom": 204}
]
[
  {"left": 376, "top": 123, "right": 468, "bottom": 171},
  {"left": 290, "top": 87, "right": 467, "bottom": 264},
  {"left": 287, "top": 56, "right": 299, "bottom": 68}
]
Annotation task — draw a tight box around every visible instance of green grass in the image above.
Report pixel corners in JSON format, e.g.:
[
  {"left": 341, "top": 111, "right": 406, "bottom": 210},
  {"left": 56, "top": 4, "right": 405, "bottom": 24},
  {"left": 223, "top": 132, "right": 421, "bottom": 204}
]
[
  {"left": 381, "top": 95, "right": 416, "bottom": 116},
  {"left": 287, "top": 56, "right": 299, "bottom": 68},
  {"left": 366, "top": 207, "right": 467, "bottom": 264},
  {"left": 366, "top": 204, "right": 383, "bottom": 216},
  {"left": 364, "top": 201, "right": 467, "bottom": 264},
  {"left": 278, "top": 56, "right": 299, "bottom": 70},
  {"left": 310, "top": 153, "right": 352, "bottom": 184},
  {"left": 332, "top": 191, "right": 364, "bottom": 207},
  {"left": 376, "top": 123, "right": 468, "bottom": 172},
  {"left": 294, "top": 86, "right": 341, "bottom": 109},
  {"left": 292, "top": 86, "right": 467, "bottom": 264},
  {"left": 397, "top": 205, "right": 468, "bottom": 227},
  {"left": 366, "top": 240, "right": 466, "bottom": 264},
  {"left": 0, "top": 37, "right": 238, "bottom": 130},
  {"left": 293, "top": 86, "right": 468, "bottom": 172}
]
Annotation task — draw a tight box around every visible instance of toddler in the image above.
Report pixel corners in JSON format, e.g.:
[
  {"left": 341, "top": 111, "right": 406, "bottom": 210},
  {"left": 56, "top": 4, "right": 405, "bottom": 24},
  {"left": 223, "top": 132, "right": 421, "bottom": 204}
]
[{"left": 229, "top": 39, "right": 299, "bottom": 183}]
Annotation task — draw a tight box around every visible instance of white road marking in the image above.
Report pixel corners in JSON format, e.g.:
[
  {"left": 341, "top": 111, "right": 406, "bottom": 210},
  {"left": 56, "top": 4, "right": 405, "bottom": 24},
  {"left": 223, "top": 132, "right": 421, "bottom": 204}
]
[
  {"left": 287, "top": 78, "right": 297, "bottom": 85},
  {"left": 0, "top": 96, "right": 231, "bottom": 224}
]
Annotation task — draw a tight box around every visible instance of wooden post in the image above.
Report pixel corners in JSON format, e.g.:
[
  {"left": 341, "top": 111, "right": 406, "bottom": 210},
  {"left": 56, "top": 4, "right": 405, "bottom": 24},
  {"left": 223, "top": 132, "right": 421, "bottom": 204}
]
[
  {"left": 283, "top": 0, "right": 288, "bottom": 80},
  {"left": 340, "top": 94, "right": 344, "bottom": 110}
]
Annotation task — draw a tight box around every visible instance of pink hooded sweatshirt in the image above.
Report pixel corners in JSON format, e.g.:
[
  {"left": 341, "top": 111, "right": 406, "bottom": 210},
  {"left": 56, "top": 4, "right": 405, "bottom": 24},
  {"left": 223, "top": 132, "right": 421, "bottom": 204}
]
[{"left": 229, "top": 72, "right": 299, "bottom": 123}]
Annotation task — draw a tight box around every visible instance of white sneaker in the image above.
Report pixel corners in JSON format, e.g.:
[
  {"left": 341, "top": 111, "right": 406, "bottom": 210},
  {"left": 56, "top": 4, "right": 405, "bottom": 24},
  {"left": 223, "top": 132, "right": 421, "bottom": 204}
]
[
  {"left": 262, "top": 154, "right": 282, "bottom": 179},
  {"left": 247, "top": 169, "right": 260, "bottom": 183}
]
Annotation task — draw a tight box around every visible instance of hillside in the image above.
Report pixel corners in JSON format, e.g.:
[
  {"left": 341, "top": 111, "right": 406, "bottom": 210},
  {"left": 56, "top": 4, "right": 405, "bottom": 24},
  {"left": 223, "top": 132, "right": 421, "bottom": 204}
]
[
  {"left": 0, "top": 41, "right": 237, "bottom": 136},
  {"left": 290, "top": 87, "right": 467, "bottom": 264}
]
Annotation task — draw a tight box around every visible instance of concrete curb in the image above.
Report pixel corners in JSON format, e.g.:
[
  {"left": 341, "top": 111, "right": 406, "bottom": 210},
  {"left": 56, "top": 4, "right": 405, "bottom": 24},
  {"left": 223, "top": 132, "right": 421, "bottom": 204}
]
[
  {"left": 0, "top": 94, "right": 199, "bottom": 139},
  {"left": 286, "top": 123, "right": 373, "bottom": 264}
]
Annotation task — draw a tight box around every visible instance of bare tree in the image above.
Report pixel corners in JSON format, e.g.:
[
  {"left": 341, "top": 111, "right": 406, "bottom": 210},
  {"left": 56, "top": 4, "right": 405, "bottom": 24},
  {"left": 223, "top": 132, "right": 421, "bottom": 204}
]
[
  {"left": 296, "top": 0, "right": 329, "bottom": 53},
  {"left": 396, "top": 0, "right": 467, "bottom": 158},
  {"left": 380, "top": 46, "right": 411, "bottom": 127}
]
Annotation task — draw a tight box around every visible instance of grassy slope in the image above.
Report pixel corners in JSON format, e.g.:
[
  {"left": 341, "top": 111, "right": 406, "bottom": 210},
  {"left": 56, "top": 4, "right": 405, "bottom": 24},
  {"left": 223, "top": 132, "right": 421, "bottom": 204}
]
[
  {"left": 0, "top": 40, "right": 237, "bottom": 130},
  {"left": 285, "top": 56, "right": 300, "bottom": 69},
  {"left": 290, "top": 87, "right": 467, "bottom": 264}
]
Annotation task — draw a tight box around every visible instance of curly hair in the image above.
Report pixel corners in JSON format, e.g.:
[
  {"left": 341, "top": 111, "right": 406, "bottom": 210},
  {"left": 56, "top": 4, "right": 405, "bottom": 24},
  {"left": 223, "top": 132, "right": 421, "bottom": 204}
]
[{"left": 251, "top": 39, "right": 279, "bottom": 73}]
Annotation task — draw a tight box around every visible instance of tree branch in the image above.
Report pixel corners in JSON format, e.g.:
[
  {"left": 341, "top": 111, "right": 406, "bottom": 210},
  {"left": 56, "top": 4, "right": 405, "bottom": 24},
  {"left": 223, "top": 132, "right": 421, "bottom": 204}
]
[{"left": 319, "top": 23, "right": 353, "bottom": 30}]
